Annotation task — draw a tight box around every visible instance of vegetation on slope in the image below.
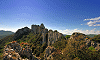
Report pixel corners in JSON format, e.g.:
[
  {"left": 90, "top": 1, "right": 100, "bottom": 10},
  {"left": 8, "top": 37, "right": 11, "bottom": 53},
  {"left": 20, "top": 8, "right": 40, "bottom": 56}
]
[
  {"left": 15, "top": 32, "right": 48, "bottom": 59},
  {"left": 52, "top": 34, "right": 100, "bottom": 60},
  {"left": 1, "top": 31, "right": 100, "bottom": 60},
  {"left": 65, "top": 35, "right": 70, "bottom": 39},
  {"left": 0, "top": 34, "right": 14, "bottom": 59}
]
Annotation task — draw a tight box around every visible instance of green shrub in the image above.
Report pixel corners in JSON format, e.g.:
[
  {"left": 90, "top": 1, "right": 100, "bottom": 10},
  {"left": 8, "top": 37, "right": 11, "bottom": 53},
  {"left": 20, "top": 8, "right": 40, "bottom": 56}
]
[{"left": 88, "top": 46, "right": 96, "bottom": 51}]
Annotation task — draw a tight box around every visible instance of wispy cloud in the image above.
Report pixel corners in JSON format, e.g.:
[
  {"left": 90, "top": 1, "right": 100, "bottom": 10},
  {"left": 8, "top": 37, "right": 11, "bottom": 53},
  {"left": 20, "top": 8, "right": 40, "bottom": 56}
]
[
  {"left": 84, "top": 16, "right": 100, "bottom": 26},
  {"left": 84, "top": 16, "right": 100, "bottom": 21},
  {"left": 58, "top": 28, "right": 99, "bottom": 35}
]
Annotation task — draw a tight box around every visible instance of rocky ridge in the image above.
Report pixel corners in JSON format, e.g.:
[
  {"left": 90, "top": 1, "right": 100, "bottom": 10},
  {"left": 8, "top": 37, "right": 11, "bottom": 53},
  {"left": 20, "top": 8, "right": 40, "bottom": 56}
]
[
  {"left": 13, "top": 23, "right": 64, "bottom": 46},
  {"left": 3, "top": 23, "right": 100, "bottom": 60}
]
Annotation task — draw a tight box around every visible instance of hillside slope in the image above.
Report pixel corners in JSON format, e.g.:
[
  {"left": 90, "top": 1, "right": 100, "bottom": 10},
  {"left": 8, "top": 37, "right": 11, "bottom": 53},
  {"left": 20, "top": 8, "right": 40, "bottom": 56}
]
[{"left": 1, "top": 24, "right": 100, "bottom": 60}]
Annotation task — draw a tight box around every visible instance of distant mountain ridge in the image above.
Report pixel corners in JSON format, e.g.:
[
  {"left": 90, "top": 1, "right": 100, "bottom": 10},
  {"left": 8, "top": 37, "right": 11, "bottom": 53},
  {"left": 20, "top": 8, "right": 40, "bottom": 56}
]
[
  {"left": 0, "top": 30, "right": 14, "bottom": 39},
  {"left": 86, "top": 34, "right": 97, "bottom": 38},
  {"left": 63, "top": 34, "right": 97, "bottom": 38}
]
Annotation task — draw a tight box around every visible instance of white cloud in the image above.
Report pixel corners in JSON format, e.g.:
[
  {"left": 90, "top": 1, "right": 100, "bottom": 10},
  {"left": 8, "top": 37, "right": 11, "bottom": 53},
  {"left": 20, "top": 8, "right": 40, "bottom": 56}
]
[
  {"left": 84, "top": 16, "right": 100, "bottom": 26},
  {"left": 87, "top": 21, "right": 96, "bottom": 26},
  {"left": 84, "top": 16, "right": 100, "bottom": 21},
  {"left": 58, "top": 28, "right": 100, "bottom": 35},
  {"left": 93, "top": 24, "right": 100, "bottom": 26}
]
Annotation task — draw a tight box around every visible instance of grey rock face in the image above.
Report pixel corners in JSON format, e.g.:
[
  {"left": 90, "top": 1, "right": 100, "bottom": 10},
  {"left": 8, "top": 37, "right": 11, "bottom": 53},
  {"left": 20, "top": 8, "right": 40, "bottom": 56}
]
[
  {"left": 31, "top": 24, "right": 48, "bottom": 44},
  {"left": 95, "top": 43, "right": 100, "bottom": 50},
  {"left": 48, "top": 31, "right": 63, "bottom": 46},
  {"left": 91, "top": 41, "right": 97, "bottom": 48},
  {"left": 31, "top": 23, "right": 47, "bottom": 34}
]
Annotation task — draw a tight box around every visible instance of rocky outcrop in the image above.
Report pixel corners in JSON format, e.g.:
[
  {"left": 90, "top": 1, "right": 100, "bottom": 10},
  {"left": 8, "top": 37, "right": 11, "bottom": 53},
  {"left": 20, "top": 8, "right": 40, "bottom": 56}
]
[
  {"left": 95, "top": 43, "right": 100, "bottom": 50},
  {"left": 48, "top": 30, "right": 63, "bottom": 46},
  {"left": 3, "top": 41, "right": 21, "bottom": 60},
  {"left": 13, "top": 23, "right": 63, "bottom": 46},
  {"left": 13, "top": 27, "right": 31, "bottom": 40},
  {"left": 70, "top": 32, "right": 87, "bottom": 40},
  {"left": 31, "top": 23, "right": 48, "bottom": 34},
  {"left": 31, "top": 23, "right": 63, "bottom": 45},
  {"left": 44, "top": 46, "right": 56, "bottom": 60},
  {"left": 85, "top": 39, "right": 100, "bottom": 50},
  {"left": 70, "top": 32, "right": 100, "bottom": 51},
  {"left": 31, "top": 23, "right": 48, "bottom": 44},
  {"left": 3, "top": 41, "right": 40, "bottom": 60}
]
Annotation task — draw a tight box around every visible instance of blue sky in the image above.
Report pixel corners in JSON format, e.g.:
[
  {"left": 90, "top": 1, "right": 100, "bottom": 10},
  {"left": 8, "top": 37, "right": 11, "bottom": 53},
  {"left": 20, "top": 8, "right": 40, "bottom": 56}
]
[{"left": 0, "top": 0, "right": 100, "bottom": 35}]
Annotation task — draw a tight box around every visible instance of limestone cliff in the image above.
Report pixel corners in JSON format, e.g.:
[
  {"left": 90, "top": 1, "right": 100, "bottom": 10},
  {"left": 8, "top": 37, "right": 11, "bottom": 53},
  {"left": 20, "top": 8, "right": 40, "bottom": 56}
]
[
  {"left": 31, "top": 23, "right": 47, "bottom": 34},
  {"left": 31, "top": 23, "right": 63, "bottom": 45},
  {"left": 48, "top": 30, "right": 63, "bottom": 46},
  {"left": 31, "top": 23, "right": 48, "bottom": 44},
  {"left": 13, "top": 23, "right": 64, "bottom": 46}
]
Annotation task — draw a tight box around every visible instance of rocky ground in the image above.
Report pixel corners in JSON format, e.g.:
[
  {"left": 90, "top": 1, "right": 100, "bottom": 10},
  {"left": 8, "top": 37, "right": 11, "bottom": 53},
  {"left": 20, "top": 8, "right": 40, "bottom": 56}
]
[{"left": 3, "top": 41, "right": 41, "bottom": 60}]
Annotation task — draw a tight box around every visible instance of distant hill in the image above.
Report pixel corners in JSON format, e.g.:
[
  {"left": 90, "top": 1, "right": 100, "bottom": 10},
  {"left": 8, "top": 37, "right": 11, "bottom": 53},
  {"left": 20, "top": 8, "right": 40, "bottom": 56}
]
[
  {"left": 86, "top": 34, "right": 97, "bottom": 38},
  {"left": 0, "top": 30, "right": 14, "bottom": 39}
]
